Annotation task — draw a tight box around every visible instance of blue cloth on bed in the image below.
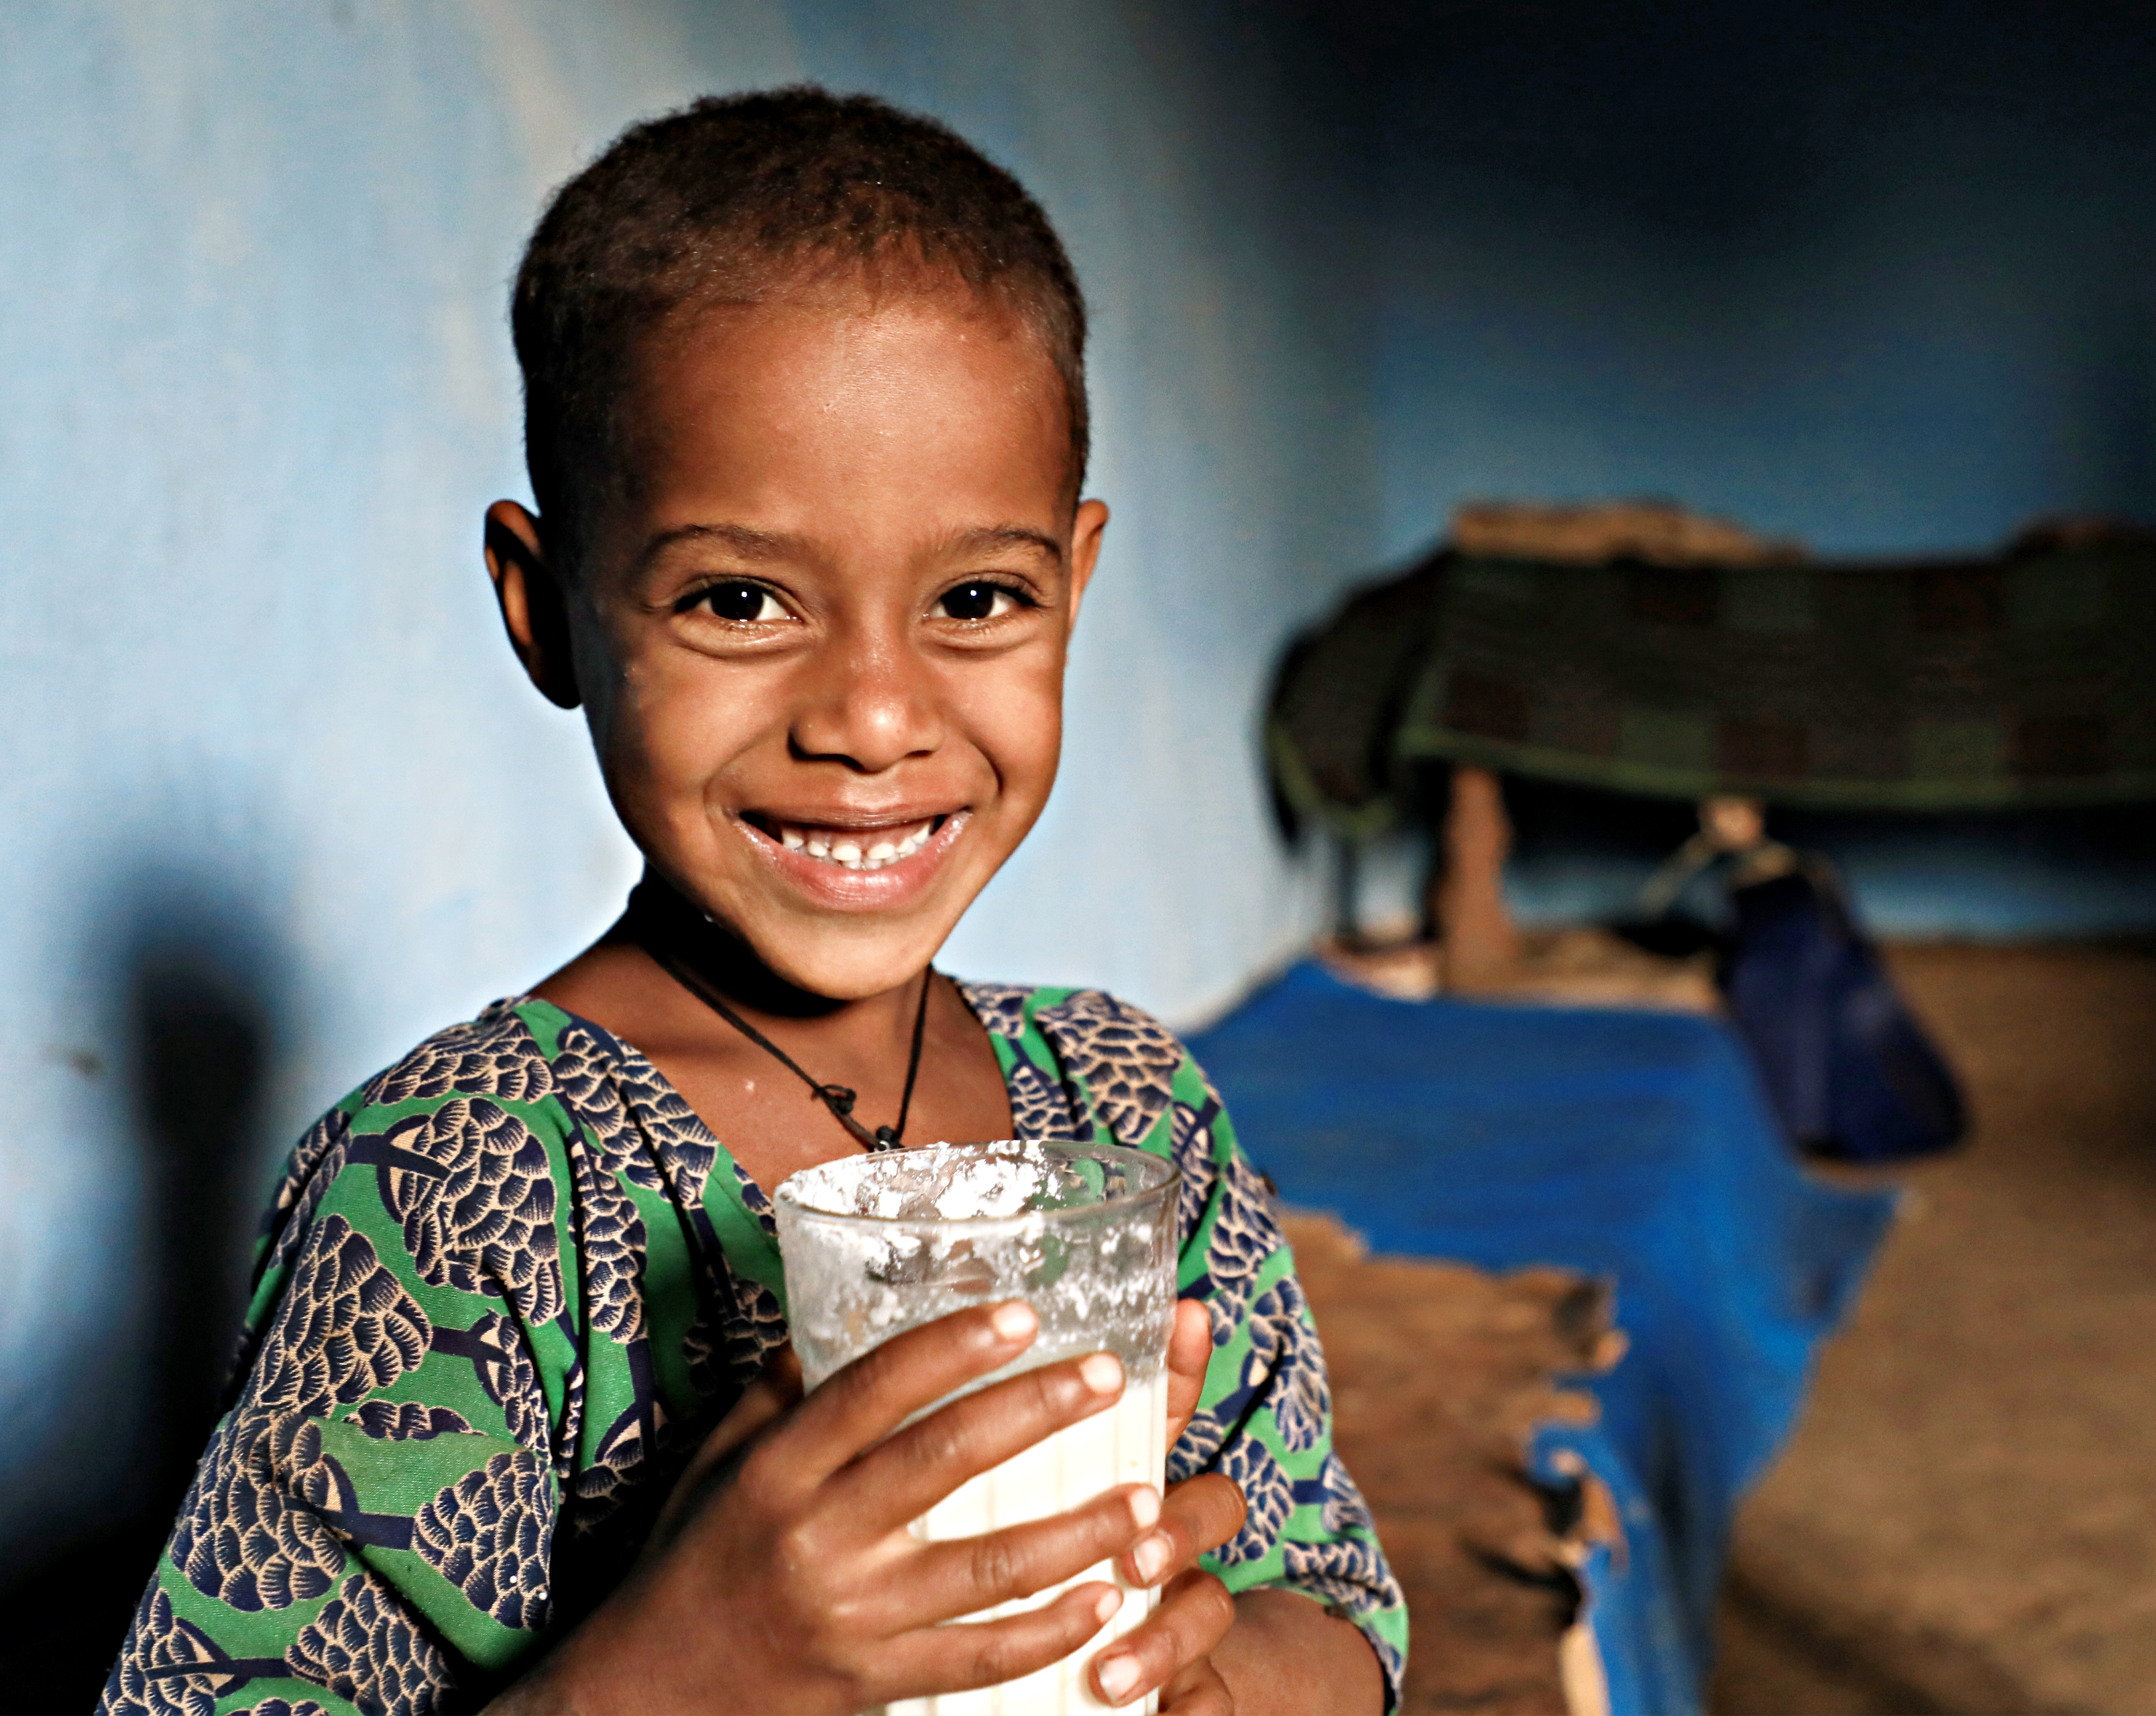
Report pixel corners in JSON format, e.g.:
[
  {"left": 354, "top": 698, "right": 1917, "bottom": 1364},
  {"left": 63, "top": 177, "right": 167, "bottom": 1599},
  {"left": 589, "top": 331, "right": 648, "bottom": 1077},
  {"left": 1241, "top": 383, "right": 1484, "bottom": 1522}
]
[{"left": 1184, "top": 960, "right": 1898, "bottom": 1716}]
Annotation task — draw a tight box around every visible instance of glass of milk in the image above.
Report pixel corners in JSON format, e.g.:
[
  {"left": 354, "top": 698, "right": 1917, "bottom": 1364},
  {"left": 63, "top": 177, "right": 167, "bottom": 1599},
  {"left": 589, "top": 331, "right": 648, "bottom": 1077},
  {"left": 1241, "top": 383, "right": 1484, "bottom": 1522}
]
[{"left": 775, "top": 1140, "right": 1181, "bottom": 1716}]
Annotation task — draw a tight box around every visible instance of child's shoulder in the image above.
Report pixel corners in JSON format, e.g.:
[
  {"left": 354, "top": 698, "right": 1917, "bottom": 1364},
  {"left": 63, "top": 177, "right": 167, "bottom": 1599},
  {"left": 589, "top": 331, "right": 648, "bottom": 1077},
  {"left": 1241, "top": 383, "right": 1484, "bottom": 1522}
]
[
  {"left": 959, "top": 977, "right": 1188, "bottom": 1072},
  {"left": 343, "top": 995, "right": 565, "bottom": 1111},
  {"left": 957, "top": 978, "right": 1210, "bottom": 1142},
  {"left": 254, "top": 998, "right": 629, "bottom": 1273},
  {"left": 321, "top": 993, "right": 661, "bottom": 1128},
  {"left": 247, "top": 998, "right": 582, "bottom": 1303}
]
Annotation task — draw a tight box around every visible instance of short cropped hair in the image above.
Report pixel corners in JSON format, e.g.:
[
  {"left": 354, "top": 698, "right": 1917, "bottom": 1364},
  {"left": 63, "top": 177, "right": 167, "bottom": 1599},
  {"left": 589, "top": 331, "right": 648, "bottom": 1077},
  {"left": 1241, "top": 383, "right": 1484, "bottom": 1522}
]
[{"left": 512, "top": 87, "right": 1090, "bottom": 574}]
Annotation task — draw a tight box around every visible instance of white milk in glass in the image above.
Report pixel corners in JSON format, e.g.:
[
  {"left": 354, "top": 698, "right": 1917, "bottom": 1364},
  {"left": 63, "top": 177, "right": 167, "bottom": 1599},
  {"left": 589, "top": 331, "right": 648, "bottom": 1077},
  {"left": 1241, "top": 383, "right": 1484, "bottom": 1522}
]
[
  {"left": 890, "top": 1369, "right": 1168, "bottom": 1716},
  {"left": 773, "top": 1142, "right": 1181, "bottom": 1716}
]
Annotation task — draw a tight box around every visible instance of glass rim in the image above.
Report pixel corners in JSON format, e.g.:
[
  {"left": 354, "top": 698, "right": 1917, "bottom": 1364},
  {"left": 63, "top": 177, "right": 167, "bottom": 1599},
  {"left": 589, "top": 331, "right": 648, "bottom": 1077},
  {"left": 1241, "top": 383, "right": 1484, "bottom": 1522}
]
[{"left": 772, "top": 1138, "right": 1179, "bottom": 1233}]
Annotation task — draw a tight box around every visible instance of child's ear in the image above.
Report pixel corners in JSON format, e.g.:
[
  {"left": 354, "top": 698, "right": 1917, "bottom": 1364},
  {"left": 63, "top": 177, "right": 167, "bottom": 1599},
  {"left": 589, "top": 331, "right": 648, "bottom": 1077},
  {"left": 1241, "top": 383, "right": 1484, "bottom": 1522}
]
[
  {"left": 484, "top": 501, "right": 582, "bottom": 709},
  {"left": 1066, "top": 498, "right": 1110, "bottom": 630}
]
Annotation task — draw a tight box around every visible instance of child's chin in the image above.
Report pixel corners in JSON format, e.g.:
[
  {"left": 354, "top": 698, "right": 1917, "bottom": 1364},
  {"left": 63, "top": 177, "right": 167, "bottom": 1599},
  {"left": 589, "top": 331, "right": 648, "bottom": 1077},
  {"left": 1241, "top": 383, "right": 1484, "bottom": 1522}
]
[{"left": 744, "top": 916, "right": 954, "bottom": 1003}]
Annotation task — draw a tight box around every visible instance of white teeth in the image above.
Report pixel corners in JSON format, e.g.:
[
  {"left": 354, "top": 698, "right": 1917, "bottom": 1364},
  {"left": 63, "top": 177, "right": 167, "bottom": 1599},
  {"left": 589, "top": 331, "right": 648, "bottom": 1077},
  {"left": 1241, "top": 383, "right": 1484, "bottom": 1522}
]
[{"left": 775, "top": 819, "right": 941, "bottom": 867}]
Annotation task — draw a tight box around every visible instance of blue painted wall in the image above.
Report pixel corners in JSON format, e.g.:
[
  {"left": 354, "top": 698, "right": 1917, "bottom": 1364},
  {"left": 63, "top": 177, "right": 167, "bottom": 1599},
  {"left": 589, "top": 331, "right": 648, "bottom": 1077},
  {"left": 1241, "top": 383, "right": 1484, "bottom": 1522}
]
[
  {"left": 0, "top": 1, "right": 1373, "bottom": 1680},
  {"left": 1341, "top": 0, "right": 2155, "bottom": 938},
  {"left": 1363, "top": 0, "right": 2156, "bottom": 561}
]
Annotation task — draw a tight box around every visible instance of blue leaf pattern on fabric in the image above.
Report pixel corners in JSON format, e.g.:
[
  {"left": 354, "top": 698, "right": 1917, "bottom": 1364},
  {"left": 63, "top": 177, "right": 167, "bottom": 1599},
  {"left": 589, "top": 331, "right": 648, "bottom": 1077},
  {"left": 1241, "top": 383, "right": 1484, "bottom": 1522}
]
[
  {"left": 172, "top": 1216, "right": 431, "bottom": 1613},
  {"left": 367, "top": 1100, "right": 564, "bottom": 1326},
  {"left": 1243, "top": 1278, "right": 1330, "bottom": 1454},
  {"left": 1027, "top": 989, "right": 1185, "bottom": 1145},
  {"left": 1200, "top": 1154, "right": 1278, "bottom": 1347},
  {"left": 1168, "top": 1100, "right": 1215, "bottom": 1240},
  {"left": 412, "top": 1450, "right": 553, "bottom": 1630},
  {"left": 1167, "top": 1405, "right": 1229, "bottom": 1485},
  {"left": 1005, "top": 1054, "right": 1081, "bottom": 1141},
  {"left": 1216, "top": 1437, "right": 1294, "bottom": 1566},
  {"left": 451, "top": 1312, "right": 548, "bottom": 1459},
  {"left": 283, "top": 1570, "right": 446, "bottom": 1716},
  {"left": 104, "top": 1584, "right": 268, "bottom": 1716},
  {"left": 568, "top": 1399, "right": 647, "bottom": 1522},
  {"left": 360, "top": 1011, "right": 553, "bottom": 1106},
  {"left": 565, "top": 1129, "right": 647, "bottom": 1342},
  {"left": 959, "top": 982, "right": 1033, "bottom": 1041},
  {"left": 345, "top": 1402, "right": 473, "bottom": 1441}
]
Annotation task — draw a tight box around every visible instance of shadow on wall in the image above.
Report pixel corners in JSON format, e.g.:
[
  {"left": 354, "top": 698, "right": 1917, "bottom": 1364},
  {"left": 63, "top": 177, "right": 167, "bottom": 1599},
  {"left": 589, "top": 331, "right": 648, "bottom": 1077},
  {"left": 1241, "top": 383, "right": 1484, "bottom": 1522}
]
[{"left": 0, "top": 886, "right": 284, "bottom": 1712}]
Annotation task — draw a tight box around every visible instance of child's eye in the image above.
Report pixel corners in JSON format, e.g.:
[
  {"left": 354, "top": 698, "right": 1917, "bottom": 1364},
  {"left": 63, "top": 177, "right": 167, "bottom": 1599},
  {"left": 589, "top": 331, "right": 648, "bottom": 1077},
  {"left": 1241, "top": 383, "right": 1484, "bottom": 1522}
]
[
  {"left": 697, "top": 581, "right": 785, "bottom": 623},
  {"left": 937, "top": 581, "right": 1021, "bottom": 622}
]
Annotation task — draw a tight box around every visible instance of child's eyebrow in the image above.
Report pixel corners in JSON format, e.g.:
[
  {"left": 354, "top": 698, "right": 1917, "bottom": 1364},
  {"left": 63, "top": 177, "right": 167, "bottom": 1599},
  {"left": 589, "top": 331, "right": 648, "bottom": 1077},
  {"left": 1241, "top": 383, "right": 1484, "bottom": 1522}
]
[
  {"left": 948, "top": 525, "right": 1066, "bottom": 565},
  {"left": 630, "top": 521, "right": 1066, "bottom": 585},
  {"left": 636, "top": 522, "right": 801, "bottom": 570},
  {"left": 634, "top": 522, "right": 1062, "bottom": 572}
]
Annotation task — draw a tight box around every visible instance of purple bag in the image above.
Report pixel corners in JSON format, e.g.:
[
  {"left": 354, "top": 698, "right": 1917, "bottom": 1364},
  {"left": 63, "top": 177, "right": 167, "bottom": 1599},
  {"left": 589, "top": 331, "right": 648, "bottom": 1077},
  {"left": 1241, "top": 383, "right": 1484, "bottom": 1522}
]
[{"left": 1720, "top": 864, "right": 1966, "bottom": 1163}]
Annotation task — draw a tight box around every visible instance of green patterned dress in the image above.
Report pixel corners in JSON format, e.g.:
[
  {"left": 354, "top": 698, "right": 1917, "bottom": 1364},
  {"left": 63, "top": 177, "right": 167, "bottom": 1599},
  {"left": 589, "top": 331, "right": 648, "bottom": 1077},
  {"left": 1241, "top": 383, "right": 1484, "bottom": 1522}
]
[{"left": 102, "top": 982, "right": 1408, "bottom": 1714}]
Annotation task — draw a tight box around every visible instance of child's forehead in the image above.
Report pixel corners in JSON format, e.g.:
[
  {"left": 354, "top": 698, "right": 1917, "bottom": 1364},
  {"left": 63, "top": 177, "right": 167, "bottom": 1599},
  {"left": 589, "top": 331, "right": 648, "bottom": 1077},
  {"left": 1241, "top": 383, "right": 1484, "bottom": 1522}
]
[
  {"left": 648, "top": 270, "right": 1049, "bottom": 390},
  {"left": 593, "top": 280, "right": 1076, "bottom": 576},
  {"left": 612, "top": 275, "right": 1076, "bottom": 505}
]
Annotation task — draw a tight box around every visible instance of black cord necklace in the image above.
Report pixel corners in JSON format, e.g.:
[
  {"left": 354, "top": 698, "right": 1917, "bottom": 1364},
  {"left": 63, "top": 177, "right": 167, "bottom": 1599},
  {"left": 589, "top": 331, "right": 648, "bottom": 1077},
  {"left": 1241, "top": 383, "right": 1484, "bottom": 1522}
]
[{"left": 628, "top": 883, "right": 931, "bottom": 1153}]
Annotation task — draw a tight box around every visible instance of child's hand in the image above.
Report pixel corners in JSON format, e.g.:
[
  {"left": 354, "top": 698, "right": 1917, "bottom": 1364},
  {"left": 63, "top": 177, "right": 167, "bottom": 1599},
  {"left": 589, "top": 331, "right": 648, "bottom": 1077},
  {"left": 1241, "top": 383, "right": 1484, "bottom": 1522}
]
[
  {"left": 506, "top": 1299, "right": 1163, "bottom": 1715},
  {"left": 1089, "top": 1298, "right": 1248, "bottom": 1712}
]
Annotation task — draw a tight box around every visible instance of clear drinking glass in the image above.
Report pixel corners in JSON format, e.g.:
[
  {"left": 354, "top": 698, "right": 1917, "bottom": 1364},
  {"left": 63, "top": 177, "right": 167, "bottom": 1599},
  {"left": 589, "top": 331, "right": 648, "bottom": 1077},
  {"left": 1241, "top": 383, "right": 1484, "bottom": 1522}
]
[{"left": 774, "top": 1140, "right": 1181, "bottom": 1716}]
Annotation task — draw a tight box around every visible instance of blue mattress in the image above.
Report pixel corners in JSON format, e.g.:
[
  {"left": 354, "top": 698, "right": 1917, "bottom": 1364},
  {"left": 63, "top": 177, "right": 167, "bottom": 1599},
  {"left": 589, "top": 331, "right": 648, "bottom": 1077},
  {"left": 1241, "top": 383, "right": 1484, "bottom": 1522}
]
[{"left": 1184, "top": 960, "right": 1898, "bottom": 1715}]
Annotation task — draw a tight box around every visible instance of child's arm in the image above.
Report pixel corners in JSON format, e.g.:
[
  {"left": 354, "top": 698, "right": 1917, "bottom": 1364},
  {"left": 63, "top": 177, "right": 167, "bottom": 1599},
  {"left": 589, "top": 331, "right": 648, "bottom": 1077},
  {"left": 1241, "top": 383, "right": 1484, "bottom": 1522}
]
[{"left": 1216, "top": 1588, "right": 1392, "bottom": 1713}]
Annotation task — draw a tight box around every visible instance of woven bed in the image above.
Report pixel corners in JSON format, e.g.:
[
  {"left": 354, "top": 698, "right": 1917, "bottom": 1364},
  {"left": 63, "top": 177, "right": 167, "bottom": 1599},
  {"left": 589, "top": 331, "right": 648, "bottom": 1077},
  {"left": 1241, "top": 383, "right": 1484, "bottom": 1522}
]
[{"left": 1269, "top": 522, "right": 2156, "bottom": 833}]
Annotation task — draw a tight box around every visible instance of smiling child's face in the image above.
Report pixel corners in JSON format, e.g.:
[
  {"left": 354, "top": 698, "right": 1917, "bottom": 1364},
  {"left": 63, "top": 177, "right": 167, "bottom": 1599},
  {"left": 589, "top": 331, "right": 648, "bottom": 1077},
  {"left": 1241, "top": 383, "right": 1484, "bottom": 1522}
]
[{"left": 503, "top": 280, "right": 1104, "bottom": 1002}]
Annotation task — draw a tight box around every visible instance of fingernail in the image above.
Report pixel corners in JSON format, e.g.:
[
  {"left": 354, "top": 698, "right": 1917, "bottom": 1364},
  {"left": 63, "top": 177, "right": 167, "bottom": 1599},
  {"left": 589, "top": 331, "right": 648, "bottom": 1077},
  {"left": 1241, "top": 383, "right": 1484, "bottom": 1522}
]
[
  {"left": 1133, "top": 1530, "right": 1171, "bottom": 1583},
  {"left": 1078, "top": 1352, "right": 1124, "bottom": 1395},
  {"left": 989, "top": 1302, "right": 1037, "bottom": 1342},
  {"left": 1096, "top": 1654, "right": 1141, "bottom": 1702},
  {"left": 1127, "top": 1487, "right": 1161, "bottom": 1530},
  {"left": 1094, "top": 1586, "right": 1124, "bottom": 1625}
]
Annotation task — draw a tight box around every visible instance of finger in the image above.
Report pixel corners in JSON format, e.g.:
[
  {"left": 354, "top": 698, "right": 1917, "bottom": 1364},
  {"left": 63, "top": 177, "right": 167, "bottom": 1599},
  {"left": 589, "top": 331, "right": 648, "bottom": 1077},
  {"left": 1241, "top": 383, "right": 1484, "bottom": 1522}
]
[
  {"left": 645, "top": 1346, "right": 805, "bottom": 1552},
  {"left": 1159, "top": 1660, "right": 1234, "bottom": 1715},
  {"left": 829, "top": 1351, "right": 1129, "bottom": 1529},
  {"left": 1117, "top": 1472, "right": 1246, "bottom": 1589},
  {"left": 880, "top": 1580, "right": 1127, "bottom": 1703},
  {"left": 1090, "top": 1569, "right": 1237, "bottom": 1709},
  {"left": 1164, "top": 1300, "right": 1212, "bottom": 1442},
  {"left": 891, "top": 1483, "right": 1163, "bottom": 1629},
  {"left": 764, "top": 1301, "right": 1040, "bottom": 1493},
  {"left": 704, "top": 1347, "right": 803, "bottom": 1464}
]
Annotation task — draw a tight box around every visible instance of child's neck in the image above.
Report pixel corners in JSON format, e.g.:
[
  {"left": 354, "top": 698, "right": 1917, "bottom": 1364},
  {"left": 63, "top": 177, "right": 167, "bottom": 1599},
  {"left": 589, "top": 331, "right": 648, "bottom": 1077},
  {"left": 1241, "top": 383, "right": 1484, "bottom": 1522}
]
[{"left": 530, "top": 869, "right": 1012, "bottom": 1189}]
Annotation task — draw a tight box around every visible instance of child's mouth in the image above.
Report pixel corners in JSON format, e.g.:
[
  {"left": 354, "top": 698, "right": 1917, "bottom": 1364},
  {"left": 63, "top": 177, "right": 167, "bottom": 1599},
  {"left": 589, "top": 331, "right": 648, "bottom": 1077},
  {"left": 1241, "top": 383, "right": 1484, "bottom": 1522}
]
[{"left": 745, "top": 813, "right": 948, "bottom": 871}]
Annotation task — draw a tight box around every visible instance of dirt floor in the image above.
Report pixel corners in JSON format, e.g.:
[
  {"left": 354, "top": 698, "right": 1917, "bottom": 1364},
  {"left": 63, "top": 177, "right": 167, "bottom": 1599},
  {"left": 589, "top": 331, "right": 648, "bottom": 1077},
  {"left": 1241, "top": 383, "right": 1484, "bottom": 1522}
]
[
  {"left": 1711, "top": 943, "right": 2156, "bottom": 1716},
  {"left": 1303, "top": 943, "right": 2156, "bottom": 1716},
  {"left": 1290, "top": 1215, "right": 1626, "bottom": 1715}
]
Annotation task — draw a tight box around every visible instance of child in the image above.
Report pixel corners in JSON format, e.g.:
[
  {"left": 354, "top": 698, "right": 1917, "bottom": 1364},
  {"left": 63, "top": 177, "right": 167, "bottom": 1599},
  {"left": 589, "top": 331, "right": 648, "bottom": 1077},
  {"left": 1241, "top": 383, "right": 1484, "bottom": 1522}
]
[{"left": 103, "top": 89, "right": 1405, "bottom": 1716}]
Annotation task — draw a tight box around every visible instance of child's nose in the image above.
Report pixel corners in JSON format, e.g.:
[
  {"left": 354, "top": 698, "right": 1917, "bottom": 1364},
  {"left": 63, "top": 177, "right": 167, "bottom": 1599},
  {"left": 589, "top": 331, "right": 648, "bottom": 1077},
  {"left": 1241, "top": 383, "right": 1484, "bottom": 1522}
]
[{"left": 786, "top": 632, "right": 948, "bottom": 773}]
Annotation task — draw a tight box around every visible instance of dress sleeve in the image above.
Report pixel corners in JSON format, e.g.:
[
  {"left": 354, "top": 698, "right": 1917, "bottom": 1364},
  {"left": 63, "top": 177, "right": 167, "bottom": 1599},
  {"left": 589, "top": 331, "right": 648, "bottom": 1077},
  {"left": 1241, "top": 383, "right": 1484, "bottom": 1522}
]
[
  {"left": 1168, "top": 1073, "right": 1411, "bottom": 1708},
  {"left": 1001, "top": 985, "right": 1410, "bottom": 1709},
  {"left": 101, "top": 1017, "right": 579, "bottom": 1716}
]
